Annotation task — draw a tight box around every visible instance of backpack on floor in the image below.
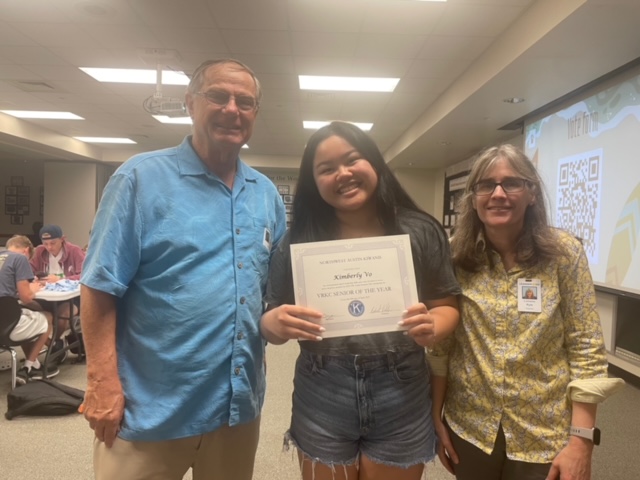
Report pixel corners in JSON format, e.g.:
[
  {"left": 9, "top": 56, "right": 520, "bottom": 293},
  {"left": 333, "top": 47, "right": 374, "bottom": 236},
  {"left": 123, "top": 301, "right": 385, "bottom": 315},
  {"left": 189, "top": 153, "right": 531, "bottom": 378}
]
[{"left": 5, "top": 379, "right": 84, "bottom": 420}]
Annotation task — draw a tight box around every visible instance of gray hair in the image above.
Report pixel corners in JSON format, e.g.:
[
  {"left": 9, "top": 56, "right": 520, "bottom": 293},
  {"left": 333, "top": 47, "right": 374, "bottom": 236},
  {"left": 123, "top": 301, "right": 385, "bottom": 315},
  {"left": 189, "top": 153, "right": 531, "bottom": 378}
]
[
  {"left": 451, "top": 144, "right": 566, "bottom": 271},
  {"left": 187, "top": 59, "right": 262, "bottom": 105}
]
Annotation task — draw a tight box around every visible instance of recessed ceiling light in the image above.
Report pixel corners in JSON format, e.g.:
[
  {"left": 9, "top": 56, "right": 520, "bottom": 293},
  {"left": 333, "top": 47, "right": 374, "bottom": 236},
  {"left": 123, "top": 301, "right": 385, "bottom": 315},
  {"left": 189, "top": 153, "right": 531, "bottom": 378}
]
[
  {"left": 74, "top": 137, "right": 136, "bottom": 144},
  {"left": 299, "top": 76, "right": 399, "bottom": 93},
  {"left": 1, "top": 110, "right": 84, "bottom": 120},
  {"left": 503, "top": 97, "right": 525, "bottom": 104},
  {"left": 303, "top": 121, "right": 373, "bottom": 131},
  {"left": 80, "top": 67, "right": 189, "bottom": 85}
]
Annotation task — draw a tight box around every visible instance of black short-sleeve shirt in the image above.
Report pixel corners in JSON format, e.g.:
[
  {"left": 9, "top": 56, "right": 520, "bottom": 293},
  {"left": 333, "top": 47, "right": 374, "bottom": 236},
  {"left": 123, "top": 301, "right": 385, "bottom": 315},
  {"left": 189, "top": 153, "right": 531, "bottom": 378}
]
[{"left": 264, "top": 208, "right": 461, "bottom": 355}]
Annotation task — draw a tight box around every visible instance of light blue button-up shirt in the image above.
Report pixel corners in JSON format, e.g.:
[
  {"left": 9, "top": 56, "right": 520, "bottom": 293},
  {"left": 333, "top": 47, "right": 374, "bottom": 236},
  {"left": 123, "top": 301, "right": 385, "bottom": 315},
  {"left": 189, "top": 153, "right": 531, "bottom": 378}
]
[{"left": 81, "top": 136, "right": 286, "bottom": 441}]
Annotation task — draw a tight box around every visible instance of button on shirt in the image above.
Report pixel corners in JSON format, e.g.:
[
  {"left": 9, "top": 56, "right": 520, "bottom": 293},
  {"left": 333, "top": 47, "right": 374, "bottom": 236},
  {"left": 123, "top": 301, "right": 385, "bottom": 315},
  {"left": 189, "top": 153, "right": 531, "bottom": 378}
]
[
  {"left": 439, "top": 230, "right": 609, "bottom": 463},
  {"left": 81, "top": 136, "right": 286, "bottom": 442}
]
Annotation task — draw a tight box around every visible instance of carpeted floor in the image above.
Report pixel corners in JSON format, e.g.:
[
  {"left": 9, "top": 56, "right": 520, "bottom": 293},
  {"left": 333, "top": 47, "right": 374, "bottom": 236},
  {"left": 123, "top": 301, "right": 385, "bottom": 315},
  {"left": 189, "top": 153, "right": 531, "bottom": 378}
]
[{"left": 1, "top": 341, "right": 637, "bottom": 479}]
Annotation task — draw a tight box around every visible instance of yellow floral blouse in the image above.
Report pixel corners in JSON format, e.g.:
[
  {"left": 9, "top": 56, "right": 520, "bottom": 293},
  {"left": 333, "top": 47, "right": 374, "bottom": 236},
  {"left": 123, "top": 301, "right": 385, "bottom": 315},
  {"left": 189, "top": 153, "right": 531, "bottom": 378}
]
[{"left": 434, "top": 230, "right": 610, "bottom": 463}]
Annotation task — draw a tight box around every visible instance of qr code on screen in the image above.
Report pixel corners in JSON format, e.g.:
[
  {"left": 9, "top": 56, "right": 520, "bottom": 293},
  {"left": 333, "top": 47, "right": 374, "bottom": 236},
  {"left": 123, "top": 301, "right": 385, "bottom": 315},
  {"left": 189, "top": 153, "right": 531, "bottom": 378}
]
[{"left": 555, "top": 149, "right": 602, "bottom": 263}]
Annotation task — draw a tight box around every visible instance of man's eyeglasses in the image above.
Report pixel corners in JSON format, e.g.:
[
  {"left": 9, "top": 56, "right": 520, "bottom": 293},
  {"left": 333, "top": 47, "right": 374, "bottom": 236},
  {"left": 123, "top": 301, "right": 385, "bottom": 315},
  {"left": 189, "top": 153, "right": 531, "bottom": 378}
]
[
  {"left": 471, "top": 177, "right": 530, "bottom": 196},
  {"left": 195, "top": 90, "right": 258, "bottom": 112}
]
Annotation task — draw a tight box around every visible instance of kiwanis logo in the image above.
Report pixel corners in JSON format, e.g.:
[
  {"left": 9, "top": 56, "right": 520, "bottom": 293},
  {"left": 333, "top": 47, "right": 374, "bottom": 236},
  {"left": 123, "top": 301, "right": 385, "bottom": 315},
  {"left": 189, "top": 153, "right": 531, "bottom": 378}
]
[{"left": 348, "top": 300, "right": 365, "bottom": 317}]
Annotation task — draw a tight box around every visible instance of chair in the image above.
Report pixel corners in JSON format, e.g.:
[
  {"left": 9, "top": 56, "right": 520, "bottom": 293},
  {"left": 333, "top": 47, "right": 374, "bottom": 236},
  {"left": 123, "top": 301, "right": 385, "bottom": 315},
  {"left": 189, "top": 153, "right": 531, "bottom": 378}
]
[{"left": 0, "top": 296, "right": 24, "bottom": 390}]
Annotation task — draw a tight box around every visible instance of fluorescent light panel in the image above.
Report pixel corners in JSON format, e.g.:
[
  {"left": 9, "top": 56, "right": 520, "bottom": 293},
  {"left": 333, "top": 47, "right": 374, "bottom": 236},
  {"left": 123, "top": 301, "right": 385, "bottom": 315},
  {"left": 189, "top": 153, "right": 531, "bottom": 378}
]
[
  {"left": 80, "top": 67, "right": 189, "bottom": 85},
  {"left": 299, "top": 75, "right": 399, "bottom": 92},
  {"left": 153, "top": 115, "right": 192, "bottom": 124},
  {"left": 74, "top": 137, "right": 136, "bottom": 144},
  {"left": 303, "top": 121, "right": 373, "bottom": 131},
  {"left": 1, "top": 110, "right": 84, "bottom": 120}
]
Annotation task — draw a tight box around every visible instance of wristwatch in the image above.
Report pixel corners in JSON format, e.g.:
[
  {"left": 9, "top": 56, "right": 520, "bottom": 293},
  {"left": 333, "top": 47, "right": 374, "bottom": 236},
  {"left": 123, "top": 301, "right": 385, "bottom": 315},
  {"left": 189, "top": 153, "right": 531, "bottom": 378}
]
[{"left": 569, "top": 426, "right": 601, "bottom": 445}]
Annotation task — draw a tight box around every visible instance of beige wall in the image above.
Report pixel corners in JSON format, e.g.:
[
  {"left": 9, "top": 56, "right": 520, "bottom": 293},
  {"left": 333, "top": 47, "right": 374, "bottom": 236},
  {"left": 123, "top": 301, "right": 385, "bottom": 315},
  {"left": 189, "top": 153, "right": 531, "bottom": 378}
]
[
  {"left": 393, "top": 168, "right": 439, "bottom": 217},
  {"left": 44, "top": 162, "right": 97, "bottom": 248}
]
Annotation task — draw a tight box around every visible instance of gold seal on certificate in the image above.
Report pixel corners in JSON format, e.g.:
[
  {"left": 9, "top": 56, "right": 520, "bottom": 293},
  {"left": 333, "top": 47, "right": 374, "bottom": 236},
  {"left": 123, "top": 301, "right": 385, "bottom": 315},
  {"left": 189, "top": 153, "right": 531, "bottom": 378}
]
[{"left": 290, "top": 234, "right": 418, "bottom": 338}]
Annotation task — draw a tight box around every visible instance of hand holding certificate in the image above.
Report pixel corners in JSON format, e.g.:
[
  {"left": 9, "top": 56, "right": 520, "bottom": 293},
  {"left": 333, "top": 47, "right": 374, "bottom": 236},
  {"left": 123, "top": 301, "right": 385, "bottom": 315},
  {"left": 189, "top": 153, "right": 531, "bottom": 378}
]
[{"left": 290, "top": 234, "right": 418, "bottom": 338}]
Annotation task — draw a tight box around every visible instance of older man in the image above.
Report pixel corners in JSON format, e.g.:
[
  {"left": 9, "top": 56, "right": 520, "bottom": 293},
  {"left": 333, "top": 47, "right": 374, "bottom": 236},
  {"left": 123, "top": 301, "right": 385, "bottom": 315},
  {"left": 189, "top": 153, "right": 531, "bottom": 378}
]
[{"left": 80, "top": 59, "right": 286, "bottom": 480}]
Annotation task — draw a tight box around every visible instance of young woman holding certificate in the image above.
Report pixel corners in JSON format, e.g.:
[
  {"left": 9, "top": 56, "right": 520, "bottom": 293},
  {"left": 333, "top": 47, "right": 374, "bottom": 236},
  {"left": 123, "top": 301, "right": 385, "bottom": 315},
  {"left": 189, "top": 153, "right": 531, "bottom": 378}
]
[{"left": 260, "top": 121, "right": 461, "bottom": 480}]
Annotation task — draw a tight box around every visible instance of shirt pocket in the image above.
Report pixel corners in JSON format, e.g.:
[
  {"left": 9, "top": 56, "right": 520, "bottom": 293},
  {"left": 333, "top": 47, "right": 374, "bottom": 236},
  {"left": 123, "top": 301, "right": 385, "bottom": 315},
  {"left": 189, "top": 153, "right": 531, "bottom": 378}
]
[{"left": 248, "top": 217, "right": 271, "bottom": 279}]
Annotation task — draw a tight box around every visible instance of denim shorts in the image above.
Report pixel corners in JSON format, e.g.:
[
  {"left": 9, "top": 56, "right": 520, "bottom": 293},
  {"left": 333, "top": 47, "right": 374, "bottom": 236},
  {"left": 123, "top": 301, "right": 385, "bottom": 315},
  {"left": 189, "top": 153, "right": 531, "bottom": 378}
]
[{"left": 285, "top": 348, "right": 436, "bottom": 468}]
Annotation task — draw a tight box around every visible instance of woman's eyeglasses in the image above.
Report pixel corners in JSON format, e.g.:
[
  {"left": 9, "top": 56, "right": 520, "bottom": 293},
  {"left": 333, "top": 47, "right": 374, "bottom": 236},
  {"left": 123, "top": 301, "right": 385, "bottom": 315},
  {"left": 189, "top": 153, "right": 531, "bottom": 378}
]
[
  {"left": 471, "top": 177, "right": 530, "bottom": 196},
  {"left": 195, "top": 90, "right": 258, "bottom": 112}
]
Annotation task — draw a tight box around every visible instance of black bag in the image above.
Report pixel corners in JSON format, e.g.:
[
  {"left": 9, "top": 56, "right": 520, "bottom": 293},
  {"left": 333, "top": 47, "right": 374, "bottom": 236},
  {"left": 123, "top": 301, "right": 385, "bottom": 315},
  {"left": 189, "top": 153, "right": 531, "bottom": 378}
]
[
  {"left": 67, "top": 315, "right": 85, "bottom": 357},
  {"left": 0, "top": 296, "right": 22, "bottom": 343},
  {"left": 5, "top": 379, "right": 84, "bottom": 420},
  {"left": 66, "top": 330, "right": 84, "bottom": 356}
]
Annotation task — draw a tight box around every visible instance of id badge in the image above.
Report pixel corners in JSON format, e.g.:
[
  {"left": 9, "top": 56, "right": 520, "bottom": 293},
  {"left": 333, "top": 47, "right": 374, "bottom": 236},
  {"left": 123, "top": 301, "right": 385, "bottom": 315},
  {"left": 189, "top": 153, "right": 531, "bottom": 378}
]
[{"left": 517, "top": 278, "right": 542, "bottom": 313}]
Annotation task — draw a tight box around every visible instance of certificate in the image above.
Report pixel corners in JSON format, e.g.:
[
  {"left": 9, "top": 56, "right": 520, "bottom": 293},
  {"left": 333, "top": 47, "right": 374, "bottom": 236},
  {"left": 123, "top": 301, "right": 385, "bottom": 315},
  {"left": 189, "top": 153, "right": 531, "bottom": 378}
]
[{"left": 290, "top": 234, "right": 418, "bottom": 338}]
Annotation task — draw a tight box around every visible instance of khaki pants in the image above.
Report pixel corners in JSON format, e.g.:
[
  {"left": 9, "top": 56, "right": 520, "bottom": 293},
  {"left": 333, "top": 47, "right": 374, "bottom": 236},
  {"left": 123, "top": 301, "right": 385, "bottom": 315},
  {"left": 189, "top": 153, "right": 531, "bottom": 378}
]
[{"left": 94, "top": 417, "right": 260, "bottom": 480}]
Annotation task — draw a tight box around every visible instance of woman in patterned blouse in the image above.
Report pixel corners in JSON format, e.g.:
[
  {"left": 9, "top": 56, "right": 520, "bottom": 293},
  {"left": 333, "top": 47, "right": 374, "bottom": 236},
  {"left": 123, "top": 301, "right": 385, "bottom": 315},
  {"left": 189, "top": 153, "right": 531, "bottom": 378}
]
[{"left": 429, "top": 144, "right": 623, "bottom": 480}]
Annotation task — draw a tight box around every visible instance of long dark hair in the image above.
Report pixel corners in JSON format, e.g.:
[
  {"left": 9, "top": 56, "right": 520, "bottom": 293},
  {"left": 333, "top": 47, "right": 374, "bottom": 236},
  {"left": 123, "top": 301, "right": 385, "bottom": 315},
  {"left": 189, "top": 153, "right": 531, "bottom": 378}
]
[
  {"left": 451, "top": 144, "right": 566, "bottom": 271},
  {"left": 290, "top": 121, "right": 422, "bottom": 244}
]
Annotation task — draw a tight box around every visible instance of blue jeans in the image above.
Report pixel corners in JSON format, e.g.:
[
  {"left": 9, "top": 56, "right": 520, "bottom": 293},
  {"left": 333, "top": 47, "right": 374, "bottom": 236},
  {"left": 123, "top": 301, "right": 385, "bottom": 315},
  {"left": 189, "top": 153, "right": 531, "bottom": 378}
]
[{"left": 286, "top": 348, "right": 436, "bottom": 468}]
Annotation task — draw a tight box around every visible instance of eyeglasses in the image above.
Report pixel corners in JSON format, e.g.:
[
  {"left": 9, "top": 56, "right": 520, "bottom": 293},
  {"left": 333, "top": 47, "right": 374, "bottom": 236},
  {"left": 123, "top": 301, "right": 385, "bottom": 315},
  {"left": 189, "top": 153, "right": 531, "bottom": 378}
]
[
  {"left": 195, "top": 90, "right": 258, "bottom": 112},
  {"left": 471, "top": 177, "right": 530, "bottom": 196}
]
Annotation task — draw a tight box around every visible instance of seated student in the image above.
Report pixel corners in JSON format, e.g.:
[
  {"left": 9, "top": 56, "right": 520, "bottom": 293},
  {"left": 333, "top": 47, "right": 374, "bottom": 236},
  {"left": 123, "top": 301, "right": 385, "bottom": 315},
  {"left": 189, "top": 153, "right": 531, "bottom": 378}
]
[
  {"left": 30, "top": 224, "right": 85, "bottom": 282},
  {"left": 28, "top": 224, "right": 85, "bottom": 361},
  {"left": 1, "top": 235, "right": 57, "bottom": 384}
]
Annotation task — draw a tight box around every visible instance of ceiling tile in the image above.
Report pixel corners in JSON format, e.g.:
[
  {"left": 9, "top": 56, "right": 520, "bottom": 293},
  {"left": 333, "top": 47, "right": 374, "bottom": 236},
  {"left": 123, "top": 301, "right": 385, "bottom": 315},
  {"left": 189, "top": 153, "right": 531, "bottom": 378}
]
[
  {"left": 0, "top": 21, "right": 39, "bottom": 47},
  {"left": 355, "top": 34, "right": 427, "bottom": 59},
  {"left": 361, "top": 1, "right": 446, "bottom": 35},
  {"left": 417, "top": 35, "right": 494, "bottom": 60},
  {"left": 205, "top": 0, "right": 289, "bottom": 30},
  {"left": 293, "top": 56, "right": 356, "bottom": 76},
  {"left": 0, "top": 1, "right": 69, "bottom": 22},
  {"left": 0, "top": 46, "right": 68, "bottom": 66},
  {"left": 145, "top": 27, "right": 228, "bottom": 59},
  {"left": 288, "top": 0, "right": 366, "bottom": 33},
  {"left": 81, "top": 24, "right": 160, "bottom": 50},
  {"left": 291, "top": 31, "right": 359, "bottom": 58},
  {"left": 131, "top": 0, "right": 216, "bottom": 28},
  {"left": 230, "top": 54, "right": 296, "bottom": 75},
  {"left": 221, "top": 30, "right": 292, "bottom": 56},
  {"left": 432, "top": 4, "right": 525, "bottom": 37}
]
